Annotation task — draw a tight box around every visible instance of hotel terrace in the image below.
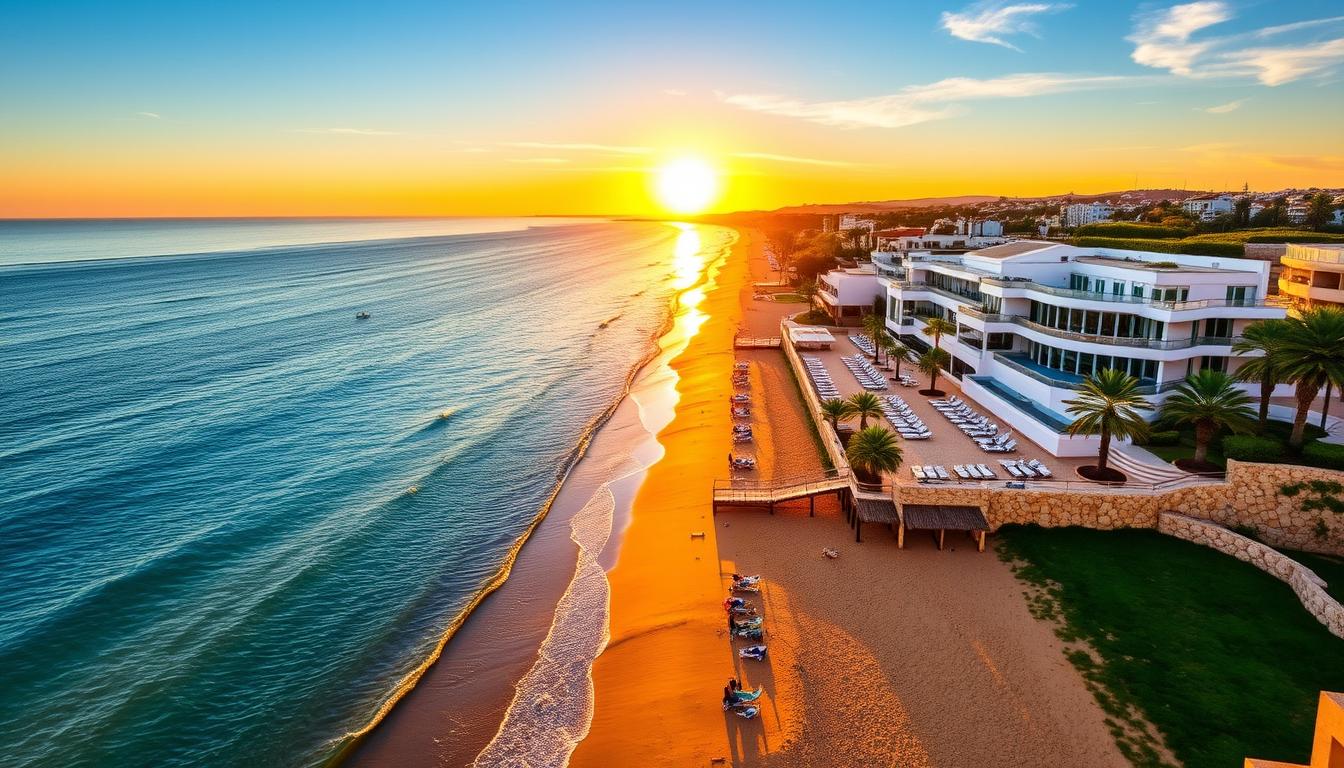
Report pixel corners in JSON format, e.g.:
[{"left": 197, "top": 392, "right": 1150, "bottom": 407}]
[
  {"left": 1279, "top": 243, "right": 1344, "bottom": 311},
  {"left": 818, "top": 241, "right": 1290, "bottom": 457}
]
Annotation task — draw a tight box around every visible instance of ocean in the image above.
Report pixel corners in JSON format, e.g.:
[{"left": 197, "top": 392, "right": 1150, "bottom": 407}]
[{"left": 0, "top": 218, "right": 736, "bottom": 766}]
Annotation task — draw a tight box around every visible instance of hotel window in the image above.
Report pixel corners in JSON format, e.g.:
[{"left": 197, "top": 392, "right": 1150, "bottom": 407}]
[
  {"left": 1204, "top": 318, "right": 1232, "bottom": 338},
  {"left": 1112, "top": 280, "right": 1126, "bottom": 295},
  {"left": 1200, "top": 356, "right": 1227, "bottom": 373},
  {"left": 1226, "top": 285, "right": 1252, "bottom": 304},
  {"left": 1099, "top": 312, "right": 1116, "bottom": 336},
  {"left": 1132, "top": 284, "right": 1145, "bottom": 299},
  {"left": 1079, "top": 352, "right": 1095, "bottom": 375}
]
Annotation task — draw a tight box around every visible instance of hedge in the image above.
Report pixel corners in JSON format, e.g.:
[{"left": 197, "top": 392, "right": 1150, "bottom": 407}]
[
  {"left": 1146, "top": 430, "right": 1181, "bottom": 447},
  {"left": 1303, "top": 441, "right": 1344, "bottom": 471},
  {"left": 1071, "top": 237, "right": 1245, "bottom": 258},
  {"left": 1184, "top": 229, "right": 1344, "bottom": 244},
  {"left": 1074, "top": 222, "right": 1191, "bottom": 239},
  {"left": 1222, "top": 435, "right": 1284, "bottom": 463}
]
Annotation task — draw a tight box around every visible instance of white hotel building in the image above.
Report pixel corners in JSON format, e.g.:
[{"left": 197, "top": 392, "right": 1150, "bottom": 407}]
[{"left": 868, "top": 241, "right": 1287, "bottom": 456}]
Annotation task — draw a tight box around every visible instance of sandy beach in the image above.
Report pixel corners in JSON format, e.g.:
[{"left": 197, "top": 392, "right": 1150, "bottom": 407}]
[{"left": 574, "top": 229, "right": 1129, "bottom": 766}]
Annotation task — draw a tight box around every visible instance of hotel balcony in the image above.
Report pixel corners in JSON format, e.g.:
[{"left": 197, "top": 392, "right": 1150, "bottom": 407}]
[
  {"left": 980, "top": 277, "right": 1288, "bottom": 317},
  {"left": 960, "top": 305, "right": 1240, "bottom": 352}
]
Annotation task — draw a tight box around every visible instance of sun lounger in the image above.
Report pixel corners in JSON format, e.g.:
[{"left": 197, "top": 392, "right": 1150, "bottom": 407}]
[
  {"left": 976, "top": 463, "right": 995, "bottom": 478},
  {"left": 1000, "top": 461, "right": 1023, "bottom": 478},
  {"left": 954, "top": 465, "right": 970, "bottom": 479},
  {"left": 1026, "top": 459, "right": 1052, "bottom": 477},
  {"left": 933, "top": 466, "right": 950, "bottom": 480},
  {"left": 912, "top": 466, "right": 927, "bottom": 481}
]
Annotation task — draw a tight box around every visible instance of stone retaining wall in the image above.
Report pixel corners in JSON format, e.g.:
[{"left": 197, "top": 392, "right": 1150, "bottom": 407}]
[
  {"left": 1159, "top": 513, "right": 1344, "bottom": 639},
  {"left": 892, "top": 461, "right": 1344, "bottom": 555}
]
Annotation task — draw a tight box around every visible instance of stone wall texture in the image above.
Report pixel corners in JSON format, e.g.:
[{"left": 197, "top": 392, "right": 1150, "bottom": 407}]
[
  {"left": 1242, "top": 243, "right": 1288, "bottom": 294},
  {"left": 1159, "top": 513, "right": 1344, "bottom": 640},
  {"left": 892, "top": 460, "right": 1344, "bottom": 555}
]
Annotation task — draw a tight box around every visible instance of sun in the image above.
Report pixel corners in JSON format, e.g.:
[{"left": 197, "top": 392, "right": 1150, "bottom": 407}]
[{"left": 653, "top": 156, "right": 720, "bottom": 215}]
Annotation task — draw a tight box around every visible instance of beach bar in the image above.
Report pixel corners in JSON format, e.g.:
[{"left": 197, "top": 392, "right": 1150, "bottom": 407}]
[
  {"left": 898, "top": 504, "right": 989, "bottom": 551},
  {"left": 785, "top": 325, "right": 835, "bottom": 350}
]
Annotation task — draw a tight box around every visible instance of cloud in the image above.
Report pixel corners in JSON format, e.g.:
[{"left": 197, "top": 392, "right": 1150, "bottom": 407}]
[
  {"left": 135, "top": 111, "right": 161, "bottom": 119},
  {"left": 729, "top": 152, "right": 853, "bottom": 167},
  {"left": 502, "top": 141, "right": 653, "bottom": 155},
  {"left": 1200, "top": 98, "right": 1245, "bottom": 113},
  {"left": 1222, "top": 37, "right": 1344, "bottom": 86},
  {"left": 1128, "top": 1, "right": 1231, "bottom": 76},
  {"left": 940, "top": 2, "right": 1071, "bottom": 50},
  {"left": 1129, "top": 4, "right": 1344, "bottom": 85},
  {"left": 721, "top": 73, "right": 1138, "bottom": 129},
  {"left": 295, "top": 127, "right": 401, "bottom": 136}
]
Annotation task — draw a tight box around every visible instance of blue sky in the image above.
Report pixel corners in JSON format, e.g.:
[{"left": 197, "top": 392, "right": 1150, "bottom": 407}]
[{"left": 2, "top": 1, "right": 1342, "bottom": 214}]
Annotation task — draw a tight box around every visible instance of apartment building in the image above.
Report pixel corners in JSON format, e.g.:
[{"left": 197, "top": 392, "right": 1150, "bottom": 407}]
[
  {"left": 1061, "top": 202, "right": 1115, "bottom": 228},
  {"left": 1279, "top": 244, "right": 1344, "bottom": 310},
  {"left": 879, "top": 241, "right": 1286, "bottom": 455},
  {"left": 1181, "top": 194, "right": 1236, "bottom": 221},
  {"left": 815, "top": 263, "right": 886, "bottom": 325}
]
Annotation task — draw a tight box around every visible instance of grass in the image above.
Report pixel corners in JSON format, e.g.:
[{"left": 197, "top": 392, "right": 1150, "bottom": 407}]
[
  {"left": 771, "top": 293, "right": 807, "bottom": 303},
  {"left": 1143, "top": 418, "right": 1327, "bottom": 469},
  {"left": 998, "top": 526, "right": 1344, "bottom": 768},
  {"left": 779, "top": 349, "right": 835, "bottom": 472},
  {"left": 1281, "top": 548, "right": 1344, "bottom": 603}
]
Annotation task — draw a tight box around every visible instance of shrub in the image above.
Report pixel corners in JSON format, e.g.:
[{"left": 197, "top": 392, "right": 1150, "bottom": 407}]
[
  {"left": 1146, "top": 430, "right": 1181, "bottom": 446},
  {"left": 1074, "top": 222, "right": 1190, "bottom": 239},
  {"left": 1303, "top": 441, "right": 1344, "bottom": 471},
  {"left": 1222, "top": 435, "right": 1284, "bottom": 463},
  {"left": 1071, "top": 237, "right": 1245, "bottom": 258}
]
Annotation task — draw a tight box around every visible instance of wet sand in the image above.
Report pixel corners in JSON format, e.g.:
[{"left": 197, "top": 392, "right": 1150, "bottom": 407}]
[{"left": 574, "top": 235, "right": 1129, "bottom": 766}]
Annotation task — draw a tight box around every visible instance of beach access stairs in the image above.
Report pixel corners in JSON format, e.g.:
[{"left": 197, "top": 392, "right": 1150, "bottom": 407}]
[{"left": 712, "top": 473, "right": 850, "bottom": 513}]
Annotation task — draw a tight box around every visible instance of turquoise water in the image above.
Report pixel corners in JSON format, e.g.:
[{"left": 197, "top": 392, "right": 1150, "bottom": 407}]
[{"left": 0, "top": 219, "right": 734, "bottom": 766}]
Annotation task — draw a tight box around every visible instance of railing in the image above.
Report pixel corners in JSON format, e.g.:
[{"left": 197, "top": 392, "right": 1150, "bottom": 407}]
[
  {"left": 991, "top": 353, "right": 1186, "bottom": 394},
  {"left": 713, "top": 471, "right": 851, "bottom": 503},
  {"left": 1009, "top": 317, "right": 1241, "bottom": 350},
  {"left": 923, "top": 283, "right": 984, "bottom": 305},
  {"left": 981, "top": 277, "right": 1285, "bottom": 312},
  {"left": 958, "top": 306, "right": 1014, "bottom": 322},
  {"left": 898, "top": 472, "right": 1225, "bottom": 494}
]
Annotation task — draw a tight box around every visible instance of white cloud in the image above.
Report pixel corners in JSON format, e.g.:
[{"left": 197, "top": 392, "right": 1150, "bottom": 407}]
[
  {"left": 1200, "top": 98, "right": 1245, "bottom": 113},
  {"left": 502, "top": 141, "right": 653, "bottom": 155},
  {"left": 135, "top": 111, "right": 161, "bottom": 119},
  {"left": 721, "top": 73, "right": 1138, "bottom": 129},
  {"left": 940, "top": 2, "right": 1071, "bottom": 50},
  {"left": 729, "top": 152, "right": 853, "bottom": 167},
  {"left": 1223, "top": 37, "right": 1344, "bottom": 86},
  {"left": 1129, "top": 4, "right": 1344, "bottom": 85},
  {"left": 1128, "top": 1, "right": 1231, "bottom": 76}
]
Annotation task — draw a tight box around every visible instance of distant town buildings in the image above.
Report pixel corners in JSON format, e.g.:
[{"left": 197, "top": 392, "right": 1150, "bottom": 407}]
[
  {"left": 1061, "top": 202, "right": 1115, "bottom": 228},
  {"left": 838, "top": 214, "right": 876, "bottom": 232},
  {"left": 1181, "top": 194, "right": 1236, "bottom": 222}
]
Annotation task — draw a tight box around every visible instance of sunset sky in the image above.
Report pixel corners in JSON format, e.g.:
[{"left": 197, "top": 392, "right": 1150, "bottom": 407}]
[{"left": 3, "top": 0, "right": 1343, "bottom": 217}]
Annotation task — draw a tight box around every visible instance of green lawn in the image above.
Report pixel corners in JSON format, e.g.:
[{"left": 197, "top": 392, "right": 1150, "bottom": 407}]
[
  {"left": 771, "top": 293, "right": 807, "bottom": 303},
  {"left": 998, "top": 526, "right": 1344, "bottom": 768},
  {"left": 1143, "top": 419, "right": 1327, "bottom": 470}
]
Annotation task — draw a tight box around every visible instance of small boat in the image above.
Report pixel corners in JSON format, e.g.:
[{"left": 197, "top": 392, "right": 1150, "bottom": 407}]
[{"left": 355, "top": 311, "right": 371, "bottom": 320}]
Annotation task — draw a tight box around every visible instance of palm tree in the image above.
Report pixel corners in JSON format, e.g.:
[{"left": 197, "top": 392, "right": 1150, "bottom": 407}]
[
  {"left": 1274, "top": 307, "right": 1344, "bottom": 448},
  {"left": 862, "top": 313, "right": 887, "bottom": 363},
  {"left": 820, "top": 398, "right": 856, "bottom": 434},
  {"left": 846, "top": 391, "right": 885, "bottom": 430},
  {"left": 1062, "top": 368, "right": 1153, "bottom": 477},
  {"left": 920, "top": 316, "right": 956, "bottom": 350},
  {"left": 1158, "top": 370, "right": 1255, "bottom": 465},
  {"left": 845, "top": 426, "right": 903, "bottom": 484},
  {"left": 917, "top": 348, "right": 950, "bottom": 393},
  {"left": 882, "top": 335, "right": 912, "bottom": 379},
  {"left": 1232, "top": 318, "right": 1290, "bottom": 432}
]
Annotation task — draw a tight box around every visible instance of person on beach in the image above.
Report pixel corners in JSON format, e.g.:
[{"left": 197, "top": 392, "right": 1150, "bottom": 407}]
[{"left": 729, "top": 678, "right": 740, "bottom": 692}]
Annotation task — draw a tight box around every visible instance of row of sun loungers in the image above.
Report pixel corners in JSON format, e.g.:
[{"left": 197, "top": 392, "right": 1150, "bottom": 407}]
[
  {"left": 914, "top": 463, "right": 1002, "bottom": 482},
  {"left": 841, "top": 355, "right": 888, "bottom": 391},
  {"left": 849, "top": 334, "right": 877, "bottom": 357},
  {"left": 929, "top": 395, "right": 1017, "bottom": 453},
  {"left": 882, "top": 395, "right": 931, "bottom": 439},
  {"left": 801, "top": 356, "right": 841, "bottom": 399},
  {"left": 999, "top": 458, "right": 1052, "bottom": 478}
]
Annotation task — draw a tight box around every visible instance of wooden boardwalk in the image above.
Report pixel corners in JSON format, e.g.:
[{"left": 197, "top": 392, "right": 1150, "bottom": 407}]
[
  {"left": 733, "top": 336, "right": 781, "bottom": 349},
  {"left": 712, "top": 474, "right": 849, "bottom": 512}
]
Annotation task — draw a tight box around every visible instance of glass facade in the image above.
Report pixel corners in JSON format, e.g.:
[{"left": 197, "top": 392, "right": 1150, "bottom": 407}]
[
  {"left": 1027, "top": 300, "right": 1165, "bottom": 340},
  {"left": 1025, "top": 339, "right": 1158, "bottom": 381}
]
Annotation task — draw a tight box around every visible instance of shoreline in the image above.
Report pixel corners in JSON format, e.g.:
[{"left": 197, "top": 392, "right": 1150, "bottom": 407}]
[{"left": 345, "top": 223, "right": 734, "bottom": 767}]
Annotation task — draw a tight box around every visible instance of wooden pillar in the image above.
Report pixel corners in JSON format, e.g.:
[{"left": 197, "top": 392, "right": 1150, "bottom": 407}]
[
  {"left": 937, "top": 529, "right": 945, "bottom": 551},
  {"left": 898, "top": 523, "right": 905, "bottom": 549},
  {"left": 977, "top": 530, "right": 986, "bottom": 552},
  {"left": 855, "top": 519, "right": 862, "bottom": 543},
  {"left": 809, "top": 495, "right": 814, "bottom": 517},
  {"left": 769, "top": 500, "right": 774, "bottom": 516}
]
